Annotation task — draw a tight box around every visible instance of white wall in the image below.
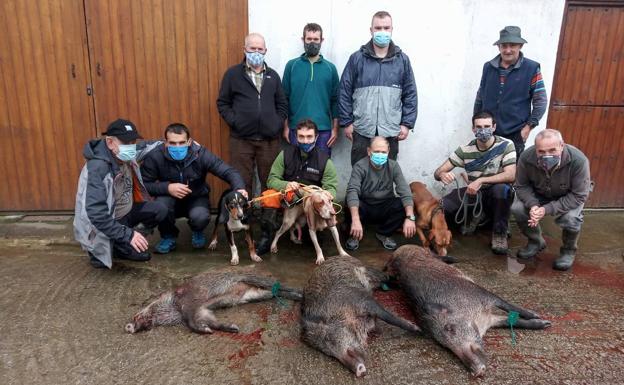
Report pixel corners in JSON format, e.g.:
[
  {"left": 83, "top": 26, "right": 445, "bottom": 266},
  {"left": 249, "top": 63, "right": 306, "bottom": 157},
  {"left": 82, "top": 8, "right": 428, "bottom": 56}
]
[{"left": 249, "top": 0, "right": 565, "bottom": 199}]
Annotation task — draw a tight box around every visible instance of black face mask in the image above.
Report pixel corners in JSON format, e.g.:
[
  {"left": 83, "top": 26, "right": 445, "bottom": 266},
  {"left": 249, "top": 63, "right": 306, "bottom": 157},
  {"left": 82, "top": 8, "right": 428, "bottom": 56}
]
[{"left": 304, "top": 42, "right": 321, "bottom": 57}]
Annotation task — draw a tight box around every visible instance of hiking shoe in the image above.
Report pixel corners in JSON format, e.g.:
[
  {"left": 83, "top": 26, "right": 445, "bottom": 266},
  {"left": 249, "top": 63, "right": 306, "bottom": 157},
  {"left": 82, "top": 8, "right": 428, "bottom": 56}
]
[
  {"left": 345, "top": 237, "right": 360, "bottom": 251},
  {"left": 191, "top": 231, "right": 207, "bottom": 249},
  {"left": 491, "top": 232, "right": 509, "bottom": 255},
  {"left": 89, "top": 253, "right": 107, "bottom": 269},
  {"left": 375, "top": 233, "right": 398, "bottom": 251},
  {"left": 155, "top": 236, "right": 177, "bottom": 254}
]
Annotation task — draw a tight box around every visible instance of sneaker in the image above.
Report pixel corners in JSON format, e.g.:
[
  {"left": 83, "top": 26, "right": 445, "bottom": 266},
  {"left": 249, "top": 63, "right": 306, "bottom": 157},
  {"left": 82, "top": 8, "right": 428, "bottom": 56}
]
[
  {"left": 375, "top": 233, "right": 398, "bottom": 251},
  {"left": 192, "top": 231, "right": 207, "bottom": 249},
  {"left": 345, "top": 237, "right": 360, "bottom": 251},
  {"left": 491, "top": 232, "right": 509, "bottom": 255},
  {"left": 155, "top": 236, "right": 177, "bottom": 254}
]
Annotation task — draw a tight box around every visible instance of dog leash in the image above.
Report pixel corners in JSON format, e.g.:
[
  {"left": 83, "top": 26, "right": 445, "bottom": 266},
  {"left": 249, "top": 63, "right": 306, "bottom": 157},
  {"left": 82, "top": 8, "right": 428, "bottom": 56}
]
[{"left": 452, "top": 178, "right": 483, "bottom": 228}]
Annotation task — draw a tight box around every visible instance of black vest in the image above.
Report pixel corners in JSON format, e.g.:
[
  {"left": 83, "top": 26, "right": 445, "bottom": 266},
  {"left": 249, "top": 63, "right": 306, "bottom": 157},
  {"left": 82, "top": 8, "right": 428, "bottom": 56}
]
[{"left": 283, "top": 145, "right": 329, "bottom": 186}]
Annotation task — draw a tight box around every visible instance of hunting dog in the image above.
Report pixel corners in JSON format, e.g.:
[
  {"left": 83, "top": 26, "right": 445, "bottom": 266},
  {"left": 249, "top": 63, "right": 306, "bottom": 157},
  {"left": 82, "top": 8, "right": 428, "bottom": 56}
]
[
  {"left": 270, "top": 189, "right": 349, "bottom": 265},
  {"left": 410, "top": 181, "right": 452, "bottom": 257},
  {"left": 209, "top": 190, "right": 262, "bottom": 265}
]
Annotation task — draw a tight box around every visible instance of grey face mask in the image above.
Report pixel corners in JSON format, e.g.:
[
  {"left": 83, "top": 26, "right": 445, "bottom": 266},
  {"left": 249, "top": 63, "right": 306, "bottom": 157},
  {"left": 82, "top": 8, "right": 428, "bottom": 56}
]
[
  {"left": 475, "top": 127, "right": 494, "bottom": 142},
  {"left": 538, "top": 154, "right": 561, "bottom": 171}
]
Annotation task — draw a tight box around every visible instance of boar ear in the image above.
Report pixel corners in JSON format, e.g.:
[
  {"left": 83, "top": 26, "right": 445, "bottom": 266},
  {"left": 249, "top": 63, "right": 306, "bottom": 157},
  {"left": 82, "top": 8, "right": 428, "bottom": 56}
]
[{"left": 425, "top": 302, "right": 451, "bottom": 316}]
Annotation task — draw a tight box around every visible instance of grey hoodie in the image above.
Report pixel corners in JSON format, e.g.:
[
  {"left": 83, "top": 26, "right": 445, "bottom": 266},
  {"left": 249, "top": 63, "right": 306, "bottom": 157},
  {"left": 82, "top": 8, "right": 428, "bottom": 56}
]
[{"left": 73, "top": 139, "right": 159, "bottom": 268}]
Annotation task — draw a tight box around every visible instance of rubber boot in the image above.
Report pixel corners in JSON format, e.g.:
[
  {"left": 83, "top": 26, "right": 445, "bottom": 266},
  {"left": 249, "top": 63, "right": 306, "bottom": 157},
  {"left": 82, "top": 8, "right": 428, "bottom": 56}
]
[
  {"left": 255, "top": 208, "right": 277, "bottom": 256},
  {"left": 516, "top": 221, "right": 547, "bottom": 261},
  {"left": 553, "top": 229, "right": 579, "bottom": 271}
]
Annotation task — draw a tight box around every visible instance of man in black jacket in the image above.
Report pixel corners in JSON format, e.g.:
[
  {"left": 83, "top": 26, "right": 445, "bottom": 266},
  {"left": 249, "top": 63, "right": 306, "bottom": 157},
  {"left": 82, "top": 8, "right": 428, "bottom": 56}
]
[
  {"left": 141, "top": 123, "right": 246, "bottom": 254},
  {"left": 216, "top": 32, "right": 288, "bottom": 194}
]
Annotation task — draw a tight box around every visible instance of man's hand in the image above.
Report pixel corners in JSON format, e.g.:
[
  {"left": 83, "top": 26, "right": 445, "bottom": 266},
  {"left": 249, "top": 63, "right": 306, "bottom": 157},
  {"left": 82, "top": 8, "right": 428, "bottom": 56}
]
[
  {"left": 237, "top": 189, "right": 249, "bottom": 199},
  {"left": 286, "top": 181, "right": 301, "bottom": 191},
  {"left": 283, "top": 123, "right": 291, "bottom": 144},
  {"left": 327, "top": 126, "right": 338, "bottom": 147},
  {"left": 344, "top": 124, "right": 354, "bottom": 141},
  {"left": 130, "top": 231, "right": 149, "bottom": 253},
  {"left": 439, "top": 172, "right": 456, "bottom": 185},
  {"left": 168, "top": 183, "right": 192, "bottom": 199},
  {"left": 528, "top": 205, "right": 545, "bottom": 227},
  {"left": 403, "top": 218, "right": 416, "bottom": 238},
  {"left": 397, "top": 125, "right": 410, "bottom": 141},
  {"left": 350, "top": 218, "right": 364, "bottom": 240},
  {"left": 521, "top": 124, "right": 531, "bottom": 141},
  {"left": 466, "top": 179, "right": 483, "bottom": 195}
]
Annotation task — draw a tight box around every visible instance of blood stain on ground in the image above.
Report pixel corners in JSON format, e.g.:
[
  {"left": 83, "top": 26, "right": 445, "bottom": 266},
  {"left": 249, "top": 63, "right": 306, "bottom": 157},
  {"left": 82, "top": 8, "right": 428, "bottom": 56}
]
[
  {"left": 373, "top": 289, "right": 418, "bottom": 323},
  {"left": 221, "top": 328, "right": 265, "bottom": 369}
]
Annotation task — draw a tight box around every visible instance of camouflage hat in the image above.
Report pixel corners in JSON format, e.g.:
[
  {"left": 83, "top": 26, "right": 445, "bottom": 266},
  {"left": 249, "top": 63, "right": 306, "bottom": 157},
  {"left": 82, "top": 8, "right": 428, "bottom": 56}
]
[{"left": 493, "top": 26, "right": 528, "bottom": 45}]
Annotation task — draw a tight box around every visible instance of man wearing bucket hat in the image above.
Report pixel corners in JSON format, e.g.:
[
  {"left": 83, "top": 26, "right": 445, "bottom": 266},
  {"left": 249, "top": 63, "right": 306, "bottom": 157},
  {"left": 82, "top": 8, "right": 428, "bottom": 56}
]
[
  {"left": 474, "top": 26, "right": 547, "bottom": 156},
  {"left": 74, "top": 119, "right": 167, "bottom": 269}
]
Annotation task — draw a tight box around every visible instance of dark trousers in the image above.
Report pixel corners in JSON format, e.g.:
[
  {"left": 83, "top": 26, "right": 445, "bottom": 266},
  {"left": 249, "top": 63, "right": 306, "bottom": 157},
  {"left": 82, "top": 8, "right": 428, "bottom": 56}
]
[
  {"left": 229, "top": 136, "right": 280, "bottom": 194},
  {"left": 114, "top": 201, "right": 168, "bottom": 257},
  {"left": 500, "top": 130, "right": 525, "bottom": 158},
  {"left": 155, "top": 195, "right": 211, "bottom": 237},
  {"left": 442, "top": 184, "right": 513, "bottom": 234},
  {"left": 346, "top": 197, "right": 405, "bottom": 236},
  {"left": 351, "top": 132, "right": 399, "bottom": 165}
]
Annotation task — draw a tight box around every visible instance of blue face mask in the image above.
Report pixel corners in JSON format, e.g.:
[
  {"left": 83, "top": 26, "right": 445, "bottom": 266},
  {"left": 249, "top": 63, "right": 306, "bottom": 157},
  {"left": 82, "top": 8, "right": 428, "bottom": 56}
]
[
  {"left": 298, "top": 137, "right": 317, "bottom": 153},
  {"left": 245, "top": 51, "right": 265, "bottom": 67},
  {"left": 116, "top": 143, "right": 137, "bottom": 162},
  {"left": 168, "top": 145, "right": 189, "bottom": 161},
  {"left": 373, "top": 31, "right": 392, "bottom": 47},
  {"left": 370, "top": 152, "right": 388, "bottom": 167}
]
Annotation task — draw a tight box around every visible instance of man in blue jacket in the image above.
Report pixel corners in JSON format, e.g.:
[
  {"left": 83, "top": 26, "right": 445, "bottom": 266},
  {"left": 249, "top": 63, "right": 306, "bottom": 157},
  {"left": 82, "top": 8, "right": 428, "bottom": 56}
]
[
  {"left": 282, "top": 23, "right": 340, "bottom": 155},
  {"left": 339, "top": 10, "right": 418, "bottom": 165},
  {"left": 474, "top": 26, "right": 548, "bottom": 156},
  {"left": 141, "top": 123, "right": 246, "bottom": 254}
]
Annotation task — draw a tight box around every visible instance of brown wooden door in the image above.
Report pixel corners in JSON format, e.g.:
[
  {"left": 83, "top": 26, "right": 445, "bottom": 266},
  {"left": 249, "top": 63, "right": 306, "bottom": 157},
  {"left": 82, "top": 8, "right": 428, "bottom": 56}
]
[
  {"left": 85, "top": 0, "right": 248, "bottom": 207},
  {"left": 0, "top": 0, "right": 95, "bottom": 210},
  {"left": 548, "top": 2, "right": 624, "bottom": 207}
]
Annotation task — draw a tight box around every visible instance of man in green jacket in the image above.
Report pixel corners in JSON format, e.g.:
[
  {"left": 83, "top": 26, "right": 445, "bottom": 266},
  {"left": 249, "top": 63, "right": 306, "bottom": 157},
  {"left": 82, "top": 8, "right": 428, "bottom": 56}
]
[
  {"left": 512, "top": 129, "right": 591, "bottom": 271},
  {"left": 256, "top": 119, "right": 338, "bottom": 255},
  {"left": 282, "top": 23, "right": 340, "bottom": 155}
]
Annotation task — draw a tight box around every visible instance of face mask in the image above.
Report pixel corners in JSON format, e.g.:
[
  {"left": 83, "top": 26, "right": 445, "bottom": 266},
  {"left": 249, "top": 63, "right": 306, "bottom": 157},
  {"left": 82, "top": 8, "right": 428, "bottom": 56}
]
[
  {"left": 168, "top": 145, "right": 189, "bottom": 161},
  {"left": 245, "top": 51, "right": 265, "bottom": 67},
  {"left": 370, "top": 152, "right": 388, "bottom": 167},
  {"left": 373, "top": 31, "right": 392, "bottom": 47},
  {"left": 538, "top": 154, "right": 560, "bottom": 171},
  {"left": 304, "top": 42, "right": 321, "bottom": 57},
  {"left": 298, "top": 139, "right": 316, "bottom": 153},
  {"left": 116, "top": 143, "right": 137, "bottom": 162},
  {"left": 475, "top": 127, "right": 494, "bottom": 142}
]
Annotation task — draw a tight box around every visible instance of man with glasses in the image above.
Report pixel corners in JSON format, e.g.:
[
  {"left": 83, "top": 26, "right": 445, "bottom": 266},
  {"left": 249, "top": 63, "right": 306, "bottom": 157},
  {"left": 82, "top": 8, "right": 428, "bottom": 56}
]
[{"left": 217, "top": 32, "right": 288, "bottom": 254}]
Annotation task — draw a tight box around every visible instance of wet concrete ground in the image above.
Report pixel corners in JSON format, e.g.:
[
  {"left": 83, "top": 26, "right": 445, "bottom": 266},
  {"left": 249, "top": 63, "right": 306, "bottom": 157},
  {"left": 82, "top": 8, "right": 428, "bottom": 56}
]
[{"left": 1, "top": 211, "right": 623, "bottom": 385}]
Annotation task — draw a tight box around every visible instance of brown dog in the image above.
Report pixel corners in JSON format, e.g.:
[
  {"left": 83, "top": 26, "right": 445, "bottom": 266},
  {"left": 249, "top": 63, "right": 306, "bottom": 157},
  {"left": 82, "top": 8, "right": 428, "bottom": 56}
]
[
  {"left": 270, "top": 190, "right": 349, "bottom": 265},
  {"left": 410, "top": 181, "right": 452, "bottom": 256}
]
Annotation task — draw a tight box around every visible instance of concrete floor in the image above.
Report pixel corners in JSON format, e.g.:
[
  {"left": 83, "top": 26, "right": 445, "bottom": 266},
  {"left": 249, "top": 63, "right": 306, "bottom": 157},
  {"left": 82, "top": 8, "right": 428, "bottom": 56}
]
[{"left": 1, "top": 211, "right": 623, "bottom": 385}]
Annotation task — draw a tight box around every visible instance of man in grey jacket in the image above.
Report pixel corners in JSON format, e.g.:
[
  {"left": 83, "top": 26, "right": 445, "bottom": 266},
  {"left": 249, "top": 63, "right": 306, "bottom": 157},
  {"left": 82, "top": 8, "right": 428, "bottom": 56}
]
[
  {"left": 345, "top": 136, "right": 416, "bottom": 251},
  {"left": 74, "top": 119, "right": 167, "bottom": 269},
  {"left": 512, "top": 129, "right": 591, "bottom": 270},
  {"left": 339, "top": 10, "right": 418, "bottom": 165}
]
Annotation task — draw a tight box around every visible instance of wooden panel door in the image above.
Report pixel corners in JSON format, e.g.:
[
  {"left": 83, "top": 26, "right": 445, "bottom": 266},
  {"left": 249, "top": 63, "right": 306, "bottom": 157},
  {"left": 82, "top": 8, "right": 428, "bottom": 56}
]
[
  {"left": 548, "top": 2, "right": 624, "bottom": 207},
  {"left": 0, "top": 0, "right": 95, "bottom": 210},
  {"left": 85, "top": 0, "right": 248, "bottom": 207}
]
